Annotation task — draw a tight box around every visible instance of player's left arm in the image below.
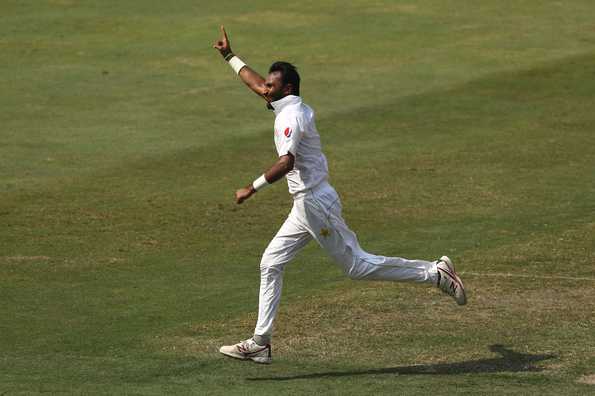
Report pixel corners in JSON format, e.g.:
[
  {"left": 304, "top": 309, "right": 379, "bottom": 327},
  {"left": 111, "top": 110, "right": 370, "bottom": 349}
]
[{"left": 235, "top": 153, "right": 294, "bottom": 204}]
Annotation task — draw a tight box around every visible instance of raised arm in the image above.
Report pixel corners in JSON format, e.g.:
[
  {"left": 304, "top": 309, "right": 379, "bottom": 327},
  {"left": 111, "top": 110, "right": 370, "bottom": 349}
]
[{"left": 213, "top": 26, "right": 269, "bottom": 102}]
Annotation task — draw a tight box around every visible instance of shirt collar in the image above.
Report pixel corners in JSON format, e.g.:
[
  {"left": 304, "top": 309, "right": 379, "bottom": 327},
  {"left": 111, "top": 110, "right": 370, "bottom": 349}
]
[{"left": 270, "top": 95, "right": 302, "bottom": 115}]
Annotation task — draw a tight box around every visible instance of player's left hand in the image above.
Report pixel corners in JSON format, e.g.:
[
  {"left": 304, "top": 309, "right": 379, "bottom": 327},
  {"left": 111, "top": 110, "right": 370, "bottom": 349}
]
[{"left": 235, "top": 185, "right": 255, "bottom": 204}]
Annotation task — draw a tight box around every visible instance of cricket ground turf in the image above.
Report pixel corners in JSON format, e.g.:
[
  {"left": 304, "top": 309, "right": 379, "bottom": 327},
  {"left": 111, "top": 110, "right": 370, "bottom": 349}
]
[{"left": 1, "top": 1, "right": 594, "bottom": 394}]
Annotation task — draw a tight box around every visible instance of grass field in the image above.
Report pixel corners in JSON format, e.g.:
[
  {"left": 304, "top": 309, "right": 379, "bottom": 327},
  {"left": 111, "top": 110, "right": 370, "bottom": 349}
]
[{"left": 2, "top": 0, "right": 595, "bottom": 394}]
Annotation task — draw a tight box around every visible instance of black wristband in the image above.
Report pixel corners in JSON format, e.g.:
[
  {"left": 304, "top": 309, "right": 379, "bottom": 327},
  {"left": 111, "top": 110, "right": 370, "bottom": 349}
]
[{"left": 224, "top": 52, "right": 235, "bottom": 62}]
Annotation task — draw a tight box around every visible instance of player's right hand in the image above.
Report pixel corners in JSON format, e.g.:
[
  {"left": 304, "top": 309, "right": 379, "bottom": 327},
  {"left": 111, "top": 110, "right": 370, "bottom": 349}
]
[
  {"left": 235, "top": 185, "right": 256, "bottom": 204},
  {"left": 213, "top": 25, "right": 232, "bottom": 58}
]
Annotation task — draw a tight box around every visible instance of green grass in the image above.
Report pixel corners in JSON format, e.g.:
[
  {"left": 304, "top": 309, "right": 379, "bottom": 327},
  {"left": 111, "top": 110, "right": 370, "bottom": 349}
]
[{"left": 2, "top": 0, "right": 595, "bottom": 394}]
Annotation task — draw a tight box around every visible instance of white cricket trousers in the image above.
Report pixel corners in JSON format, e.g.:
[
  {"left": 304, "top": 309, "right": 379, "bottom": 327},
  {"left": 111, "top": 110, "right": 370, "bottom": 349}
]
[{"left": 254, "top": 181, "right": 439, "bottom": 337}]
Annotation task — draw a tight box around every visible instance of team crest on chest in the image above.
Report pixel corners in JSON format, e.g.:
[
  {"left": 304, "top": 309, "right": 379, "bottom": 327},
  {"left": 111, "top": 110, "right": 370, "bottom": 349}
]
[{"left": 284, "top": 127, "right": 292, "bottom": 138}]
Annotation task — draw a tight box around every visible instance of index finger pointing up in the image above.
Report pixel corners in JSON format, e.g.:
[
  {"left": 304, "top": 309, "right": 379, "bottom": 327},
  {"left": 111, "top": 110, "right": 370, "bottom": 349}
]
[{"left": 220, "top": 25, "right": 228, "bottom": 40}]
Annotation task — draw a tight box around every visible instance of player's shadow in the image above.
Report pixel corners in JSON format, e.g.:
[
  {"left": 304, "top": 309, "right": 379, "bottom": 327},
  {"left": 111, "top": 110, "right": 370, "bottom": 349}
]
[{"left": 247, "top": 344, "right": 555, "bottom": 381}]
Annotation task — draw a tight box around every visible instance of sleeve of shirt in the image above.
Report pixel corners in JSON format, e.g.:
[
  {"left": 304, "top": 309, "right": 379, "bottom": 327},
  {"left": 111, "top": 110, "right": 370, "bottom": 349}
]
[{"left": 277, "top": 117, "right": 302, "bottom": 157}]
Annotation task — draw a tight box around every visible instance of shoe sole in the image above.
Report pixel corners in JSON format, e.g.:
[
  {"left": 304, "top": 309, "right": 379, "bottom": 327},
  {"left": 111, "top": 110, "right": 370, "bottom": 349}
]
[
  {"left": 219, "top": 349, "right": 272, "bottom": 364},
  {"left": 439, "top": 256, "right": 467, "bottom": 306}
]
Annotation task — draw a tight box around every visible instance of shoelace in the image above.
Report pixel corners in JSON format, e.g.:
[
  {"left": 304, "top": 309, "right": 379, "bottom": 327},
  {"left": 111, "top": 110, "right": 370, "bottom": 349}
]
[
  {"left": 237, "top": 339, "right": 255, "bottom": 353},
  {"left": 438, "top": 269, "right": 457, "bottom": 296}
]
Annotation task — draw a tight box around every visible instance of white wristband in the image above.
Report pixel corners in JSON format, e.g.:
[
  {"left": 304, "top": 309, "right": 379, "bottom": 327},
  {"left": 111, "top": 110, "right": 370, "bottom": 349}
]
[
  {"left": 252, "top": 174, "right": 269, "bottom": 191},
  {"left": 228, "top": 56, "right": 247, "bottom": 75}
]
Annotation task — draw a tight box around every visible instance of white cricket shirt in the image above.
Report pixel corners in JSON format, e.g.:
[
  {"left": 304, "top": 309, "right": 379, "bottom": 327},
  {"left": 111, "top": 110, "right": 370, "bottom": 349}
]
[{"left": 270, "top": 95, "right": 329, "bottom": 195}]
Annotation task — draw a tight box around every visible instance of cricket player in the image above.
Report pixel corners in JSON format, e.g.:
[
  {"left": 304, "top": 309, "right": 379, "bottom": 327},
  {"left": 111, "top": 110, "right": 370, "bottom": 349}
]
[{"left": 213, "top": 26, "right": 466, "bottom": 364}]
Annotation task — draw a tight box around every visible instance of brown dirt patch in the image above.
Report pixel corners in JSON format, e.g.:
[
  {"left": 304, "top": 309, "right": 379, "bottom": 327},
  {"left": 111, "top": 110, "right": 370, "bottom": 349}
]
[{"left": 577, "top": 374, "right": 595, "bottom": 385}]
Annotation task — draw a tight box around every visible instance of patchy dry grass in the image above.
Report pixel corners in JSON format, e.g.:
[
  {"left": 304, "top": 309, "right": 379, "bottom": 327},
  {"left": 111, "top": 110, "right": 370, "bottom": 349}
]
[
  {"left": 150, "top": 219, "right": 594, "bottom": 393},
  {"left": 2, "top": 0, "right": 595, "bottom": 394},
  {"left": 462, "top": 222, "right": 595, "bottom": 277},
  {"left": 161, "top": 274, "right": 593, "bottom": 367}
]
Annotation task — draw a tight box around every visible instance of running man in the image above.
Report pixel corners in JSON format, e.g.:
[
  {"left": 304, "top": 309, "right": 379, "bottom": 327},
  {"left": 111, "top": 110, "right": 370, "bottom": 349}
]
[{"left": 213, "top": 26, "right": 466, "bottom": 364}]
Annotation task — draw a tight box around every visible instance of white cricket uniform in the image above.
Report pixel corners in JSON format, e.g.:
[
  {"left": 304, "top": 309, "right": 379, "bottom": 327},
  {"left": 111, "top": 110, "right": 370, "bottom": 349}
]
[{"left": 254, "top": 95, "right": 438, "bottom": 338}]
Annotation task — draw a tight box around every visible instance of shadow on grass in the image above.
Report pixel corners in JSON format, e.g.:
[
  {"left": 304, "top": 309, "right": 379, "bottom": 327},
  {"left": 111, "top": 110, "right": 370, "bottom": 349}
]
[{"left": 247, "top": 345, "right": 556, "bottom": 381}]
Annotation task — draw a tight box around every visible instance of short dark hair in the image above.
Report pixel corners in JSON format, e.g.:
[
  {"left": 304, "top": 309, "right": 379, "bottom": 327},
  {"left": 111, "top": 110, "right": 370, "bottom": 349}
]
[{"left": 269, "top": 61, "right": 300, "bottom": 96}]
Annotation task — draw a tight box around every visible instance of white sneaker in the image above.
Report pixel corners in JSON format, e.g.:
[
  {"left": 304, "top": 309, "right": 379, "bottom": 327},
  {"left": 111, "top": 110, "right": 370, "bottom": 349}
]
[
  {"left": 219, "top": 338, "right": 272, "bottom": 364},
  {"left": 436, "top": 256, "right": 467, "bottom": 305}
]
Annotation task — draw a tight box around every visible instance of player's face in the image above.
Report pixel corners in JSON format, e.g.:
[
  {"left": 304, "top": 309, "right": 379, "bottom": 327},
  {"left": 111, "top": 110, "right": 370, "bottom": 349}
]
[{"left": 264, "top": 71, "right": 290, "bottom": 102}]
